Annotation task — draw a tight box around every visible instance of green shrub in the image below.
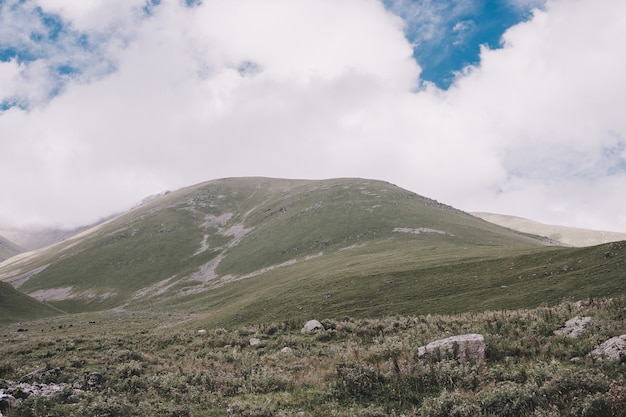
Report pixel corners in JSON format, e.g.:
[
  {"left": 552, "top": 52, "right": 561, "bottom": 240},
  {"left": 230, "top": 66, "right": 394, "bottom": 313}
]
[
  {"left": 539, "top": 367, "right": 610, "bottom": 408},
  {"left": 227, "top": 400, "right": 276, "bottom": 417},
  {"left": 74, "top": 396, "right": 134, "bottom": 417},
  {"left": 568, "top": 393, "right": 611, "bottom": 417},
  {"left": 334, "top": 363, "right": 389, "bottom": 403},
  {"left": 0, "top": 362, "right": 13, "bottom": 378},
  {"left": 478, "top": 381, "right": 540, "bottom": 417},
  {"left": 117, "top": 360, "right": 143, "bottom": 379},
  {"left": 419, "top": 390, "right": 480, "bottom": 417}
]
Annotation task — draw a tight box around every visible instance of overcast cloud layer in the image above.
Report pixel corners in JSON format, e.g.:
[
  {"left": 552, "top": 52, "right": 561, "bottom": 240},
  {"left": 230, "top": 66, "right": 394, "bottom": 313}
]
[{"left": 1, "top": 0, "right": 626, "bottom": 232}]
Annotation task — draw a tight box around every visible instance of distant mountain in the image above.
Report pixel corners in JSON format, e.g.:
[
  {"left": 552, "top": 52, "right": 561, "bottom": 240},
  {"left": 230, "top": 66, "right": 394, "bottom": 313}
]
[
  {"left": 0, "top": 224, "right": 98, "bottom": 251},
  {"left": 0, "top": 235, "right": 22, "bottom": 261},
  {"left": 472, "top": 212, "right": 626, "bottom": 247},
  {"left": 1, "top": 177, "right": 624, "bottom": 326}
]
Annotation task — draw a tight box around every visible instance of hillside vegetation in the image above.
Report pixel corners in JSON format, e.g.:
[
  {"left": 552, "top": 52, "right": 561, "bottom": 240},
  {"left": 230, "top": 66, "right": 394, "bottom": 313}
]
[
  {"left": 0, "top": 297, "right": 624, "bottom": 416},
  {"left": 0, "top": 281, "right": 61, "bottom": 324},
  {"left": 1, "top": 177, "right": 625, "bottom": 326}
]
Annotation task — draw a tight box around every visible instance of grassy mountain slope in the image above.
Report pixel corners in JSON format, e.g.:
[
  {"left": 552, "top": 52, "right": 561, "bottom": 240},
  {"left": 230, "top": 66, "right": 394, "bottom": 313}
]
[
  {"left": 0, "top": 235, "right": 22, "bottom": 261},
  {"left": 473, "top": 212, "right": 626, "bottom": 247},
  {"left": 0, "top": 178, "right": 546, "bottom": 311},
  {"left": 168, "top": 239, "right": 626, "bottom": 328},
  {"left": 0, "top": 281, "right": 61, "bottom": 324},
  {"left": 1, "top": 177, "right": 624, "bottom": 325}
]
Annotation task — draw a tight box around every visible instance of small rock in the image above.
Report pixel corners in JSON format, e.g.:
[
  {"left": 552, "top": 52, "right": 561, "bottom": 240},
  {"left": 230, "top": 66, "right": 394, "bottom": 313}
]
[
  {"left": 249, "top": 338, "right": 262, "bottom": 346},
  {"left": 74, "top": 372, "right": 104, "bottom": 391},
  {"left": 301, "top": 320, "right": 324, "bottom": 334},
  {"left": 280, "top": 347, "right": 293, "bottom": 354},
  {"left": 197, "top": 329, "right": 207, "bottom": 335},
  {"left": 589, "top": 334, "right": 626, "bottom": 361},
  {"left": 418, "top": 334, "right": 486, "bottom": 363},
  {"left": 554, "top": 316, "right": 594, "bottom": 339},
  {"left": 0, "top": 392, "right": 17, "bottom": 414}
]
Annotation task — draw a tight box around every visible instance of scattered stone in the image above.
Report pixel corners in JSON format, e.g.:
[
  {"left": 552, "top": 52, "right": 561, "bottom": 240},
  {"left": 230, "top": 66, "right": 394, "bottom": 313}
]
[
  {"left": 74, "top": 372, "right": 104, "bottom": 391},
  {"left": 418, "top": 334, "right": 486, "bottom": 363},
  {"left": 197, "top": 329, "right": 207, "bottom": 335},
  {"left": 301, "top": 320, "right": 324, "bottom": 334},
  {"left": 554, "top": 316, "right": 594, "bottom": 339},
  {"left": 589, "top": 335, "right": 626, "bottom": 361},
  {"left": 280, "top": 347, "right": 293, "bottom": 354},
  {"left": 249, "top": 338, "right": 262, "bottom": 346},
  {"left": 0, "top": 381, "right": 75, "bottom": 401},
  {"left": 0, "top": 392, "right": 17, "bottom": 415},
  {"left": 0, "top": 372, "right": 107, "bottom": 407},
  {"left": 19, "top": 367, "right": 61, "bottom": 384}
]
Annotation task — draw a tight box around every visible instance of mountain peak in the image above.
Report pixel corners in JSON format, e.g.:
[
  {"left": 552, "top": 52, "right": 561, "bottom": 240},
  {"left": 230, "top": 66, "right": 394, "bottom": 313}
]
[{"left": 2, "top": 177, "right": 623, "bottom": 326}]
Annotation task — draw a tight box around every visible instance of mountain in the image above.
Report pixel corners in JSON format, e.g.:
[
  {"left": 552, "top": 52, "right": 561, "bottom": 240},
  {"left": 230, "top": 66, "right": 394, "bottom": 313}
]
[
  {"left": 0, "top": 223, "right": 99, "bottom": 251},
  {"left": 0, "top": 235, "right": 22, "bottom": 261},
  {"left": 472, "top": 212, "right": 626, "bottom": 247},
  {"left": 1, "top": 177, "right": 624, "bottom": 326},
  {"left": 0, "top": 281, "right": 62, "bottom": 324}
]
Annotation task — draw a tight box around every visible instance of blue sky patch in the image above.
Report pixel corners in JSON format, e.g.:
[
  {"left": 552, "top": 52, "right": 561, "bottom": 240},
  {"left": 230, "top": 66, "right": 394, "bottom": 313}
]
[
  {"left": 0, "top": 97, "right": 28, "bottom": 112},
  {"left": 383, "top": 0, "right": 540, "bottom": 89},
  {"left": 0, "top": 46, "right": 37, "bottom": 63},
  {"left": 184, "top": 0, "right": 202, "bottom": 7},
  {"left": 143, "top": 0, "right": 161, "bottom": 16},
  {"left": 35, "top": 7, "right": 64, "bottom": 41}
]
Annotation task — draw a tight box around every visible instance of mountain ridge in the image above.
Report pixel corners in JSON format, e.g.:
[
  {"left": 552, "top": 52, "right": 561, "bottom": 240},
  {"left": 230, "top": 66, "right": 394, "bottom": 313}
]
[
  {"left": 473, "top": 212, "right": 626, "bottom": 247},
  {"left": 0, "top": 222, "right": 105, "bottom": 252},
  {"left": 1, "top": 177, "right": 624, "bottom": 326}
]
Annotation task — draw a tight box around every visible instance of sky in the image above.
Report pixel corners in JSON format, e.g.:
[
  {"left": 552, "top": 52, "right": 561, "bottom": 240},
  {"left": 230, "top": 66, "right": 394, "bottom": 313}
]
[{"left": 1, "top": 0, "right": 626, "bottom": 233}]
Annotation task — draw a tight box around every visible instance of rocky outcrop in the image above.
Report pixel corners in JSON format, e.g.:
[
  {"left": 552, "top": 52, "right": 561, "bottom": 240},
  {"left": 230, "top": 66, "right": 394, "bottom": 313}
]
[
  {"left": 589, "top": 335, "right": 626, "bottom": 361},
  {"left": 0, "top": 370, "right": 104, "bottom": 414},
  {"left": 301, "top": 320, "right": 324, "bottom": 334},
  {"left": 418, "top": 334, "right": 486, "bottom": 363},
  {"left": 554, "top": 316, "right": 594, "bottom": 338}
]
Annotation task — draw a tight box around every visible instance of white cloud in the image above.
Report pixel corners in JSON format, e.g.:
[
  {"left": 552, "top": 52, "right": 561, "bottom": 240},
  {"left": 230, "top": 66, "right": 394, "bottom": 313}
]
[
  {"left": 35, "top": 0, "right": 146, "bottom": 32},
  {"left": 445, "top": 0, "right": 626, "bottom": 226},
  {"left": 1, "top": 0, "right": 625, "bottom": 233}
]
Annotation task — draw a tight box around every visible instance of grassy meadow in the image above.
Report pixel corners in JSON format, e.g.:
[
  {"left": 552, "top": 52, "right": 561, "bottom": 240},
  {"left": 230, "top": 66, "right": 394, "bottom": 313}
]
[{"left": 1, "top": 297, "right": 625, "bottom": 416}]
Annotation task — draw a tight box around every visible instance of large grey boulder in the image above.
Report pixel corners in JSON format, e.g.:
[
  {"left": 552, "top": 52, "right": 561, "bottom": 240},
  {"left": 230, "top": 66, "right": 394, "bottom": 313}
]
[
  {"left": 554, "top": 316, "right": 594, "bottom": 338},
  {"left": 301, "top": 320, "right": 324, "bottom": 334},
  {"left": 589, "top": 335, "right": 626, "bottom": 361},
  {"left": 418, "top": 334, "right": 486, "bottom": 363}
]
